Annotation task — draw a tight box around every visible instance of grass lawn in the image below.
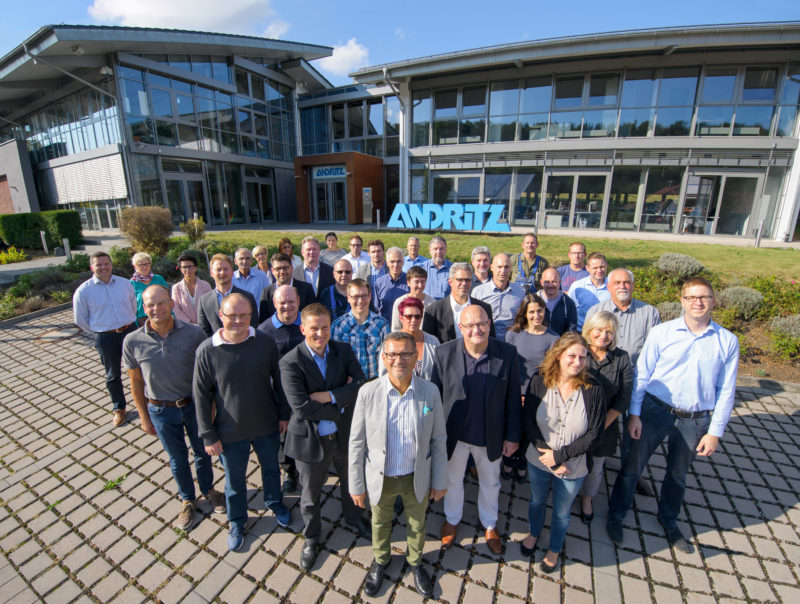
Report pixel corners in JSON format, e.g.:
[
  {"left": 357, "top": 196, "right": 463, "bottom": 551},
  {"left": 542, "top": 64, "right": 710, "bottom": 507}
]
[{"left": 174, "top": 230, "right": 800, "bottom": 282}]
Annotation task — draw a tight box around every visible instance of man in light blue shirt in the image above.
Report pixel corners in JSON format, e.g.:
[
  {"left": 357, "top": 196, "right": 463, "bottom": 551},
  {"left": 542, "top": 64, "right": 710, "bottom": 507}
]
[
  {"left": 607, "top": 277, "right": 739, "bottom": 554},
  {"left": 567, "top": 252, "right": 609, "bottom": 329},
  {"left": 402, "top": 236, "right": 428, "bottom": 272},
  {"left": 232, "top": 247, "right": 270, "bottom": 302},
  {"left": 422, "top": 236, "right": 452, "bottom": 300},
  {"left": 471, "top": 253, "right": 525, "bottom": 341}
]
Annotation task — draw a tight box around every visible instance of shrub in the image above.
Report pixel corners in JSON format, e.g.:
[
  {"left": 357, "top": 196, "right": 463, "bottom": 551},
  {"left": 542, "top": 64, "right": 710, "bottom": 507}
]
[
  {"left": 657, "top": 301, "right": 683, "bottom": 321},
  {"left": 768, "top": 314, "right": 800, "bottom": 361},
  {"left": 63, "top": 253, "right": 90, "bottom": 273},
  {"left": 0, "top": 246, "right": 28, "bottom": 264},
  {"left": 631, "top": 266, "right": 681, "bottom": 306},
  {"left": 0, "top": 295, "right": 24, "bottom": 320},
  {"left": 152, "top": 256, "right": 181, "bottom": 282},
  {"left": 197, "top": 269, "right": 214, "bottom": 287},
  {"left": 716, "top": 286, "right": 764, "bottom": 320},
  {"left": 50, "top": 290, "right": 72, "bottom": 304},
  {"left": 654, "top": 253, "right": 704, "bottom": 279},
  {"left": 7, "top": 273, "right": 33, "bottom": 298},
  {"left": 712, "top": 307, "right": 739, "bottom": 333},
  {"left": 30, "top": 271, "right": 70, "bottom": 296},
  {"left": 119, "top": 207, "right": 173, "bottom": 256},
  {"left": 0, "top": 210, "right": 82, "bottom": 248},
  {"left": 109, "top": 245, "right": 133, "bottom": 269},
  {"left": 179, "top": 217, "right": 206, "bottom": 244},
  {"left": 20, "top": 296, "right": 46, "bottom": 314},
  {"left": 747, "top": 276, "right": 800, "bottom": 319}
]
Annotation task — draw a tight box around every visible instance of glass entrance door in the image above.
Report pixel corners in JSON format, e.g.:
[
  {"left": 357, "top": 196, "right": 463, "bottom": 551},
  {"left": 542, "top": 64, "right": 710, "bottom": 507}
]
[
  {"left": 313, "top": 180, "right": 347, "bottom": 222},
  {"left": 165, "top": 177, "right": 207, "bottom": 224},
  {"left": 245, "top": 181, "right": 276, "bottom": 223},
  {"left": 716, "top": 177, "right": 758, "bottom": 235},
  {"left": 543, "top": 174, "right": 607, "bottom": 229},
  {"left": 682, "top": 173, "right": 760, "bottom": 235}
]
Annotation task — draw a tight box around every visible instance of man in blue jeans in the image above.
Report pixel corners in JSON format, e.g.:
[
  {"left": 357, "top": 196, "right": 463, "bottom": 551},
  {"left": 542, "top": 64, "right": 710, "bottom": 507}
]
[
  {"left": 607, "top": 277, "right": 739, "bottom": 553},
  {"left": 123, "top": 285, "right": 226, "bottom": 530},
  {"left": 194, "top": 294, "right": 292, "bottom": 551}
]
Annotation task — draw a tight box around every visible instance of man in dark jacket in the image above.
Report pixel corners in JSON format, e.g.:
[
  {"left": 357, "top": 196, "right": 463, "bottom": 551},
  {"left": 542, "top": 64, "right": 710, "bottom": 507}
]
[
  {"left": 280, "top": 303, "right": 368, "bottom": 571},
  {"left": 193, "top": 294, "right": 291, "bottom": 552},
  {"left": 422, "top": 263, "right": 495, "bottom": 343},
  {"left": 537, "top": 267, "right": 577, "bottom": 335},
  {"left": 197, "top": 254, "right": 258, "bottom": 337}
]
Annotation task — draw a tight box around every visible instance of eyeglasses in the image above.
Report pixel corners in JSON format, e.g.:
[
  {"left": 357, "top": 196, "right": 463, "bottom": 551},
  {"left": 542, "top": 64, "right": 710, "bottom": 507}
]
[
  {"left": 273, "top": 265, "right": 291, "bottom": 272},
  {"left": 178, "top": 264, "right": 196, "bottom": 270},
  {"left": 402, "top": 313, "right": 422, "bottom": 320},
  {"left": 461, "top": 321, "right": 489, "bottom": 331},
  {"left": 452, "top": 278, "right": 471, "bottom": 284},
  {"left": 383, "top": 352, "right": 416, "bottom": 360},
  {"left": 350, "top": 243, "right": 362, "bottom": 247},
  {"left": 349, "top": 293, "right": 370, "bottom": 300},
  {"left": 682, "top": 295, "right": 714, "bottom": 303},
  {"left": 220, "top": 310, "right": 251, "bottom": 321},
  {"left": 334, "top": 269, "right": 352, "bottom": 274}
]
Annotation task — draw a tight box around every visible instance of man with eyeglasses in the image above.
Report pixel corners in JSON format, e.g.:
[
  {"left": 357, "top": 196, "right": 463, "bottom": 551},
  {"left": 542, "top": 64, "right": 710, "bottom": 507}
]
[
  {"left": 232, "top": 247, "right": 271, "bottom": 303},
  {"left": 320, "top": 259, "right": 353, "bottom": 320},
  {"left": 349, "top": 331, "right": 447, "bottom": 598},
  {"left": 197, "top": 254, "right": 259, "bottom": 337},
  {"left": 402, "top": 236, "right": 428, "bottom": 272},
  {"left": 423, "top": 263, "right": 495, "bottom": 343},
  {"left": 258, "top": 253, "right": 316, "bottom": 322},
  {"left": 193, "top": 294, "right": 292, "bottom": 552},
  {"left": 472, "top": 253, "right": 525, "bottom": 341},
  {"left": 557, "top": 241, "right": 589, "bottom": 292},
  {"left": 280, "top": 304, "right": 368, "bottom": 570},
  {"left": 431, "top": 305, "right": 521, "bottom": 555},
  {"left": 374, "top": 247, "right": 409, "bottom": 322},
  {"left": 607, "top": 278, "right": 738, "bottom": 555},
  {"left": 331, "top": 279, "right": 389, "bottom": 380},
  {"left": 342, "top": 235, "right": 370, "bottom": 272}
]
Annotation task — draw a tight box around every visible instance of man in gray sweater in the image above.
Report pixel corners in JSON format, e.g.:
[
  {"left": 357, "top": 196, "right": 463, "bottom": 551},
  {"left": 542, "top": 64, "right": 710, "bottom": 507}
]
[{"left": 193, "top": 294, "right": 292, "bottom": 552}]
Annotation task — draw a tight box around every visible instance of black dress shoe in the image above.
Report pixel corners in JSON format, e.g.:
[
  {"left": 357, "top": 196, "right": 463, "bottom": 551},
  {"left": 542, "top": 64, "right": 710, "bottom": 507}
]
[
  {"left": 282, "top": 476, "right": 298, "bottom": 494},
  {"left": 519, "top": 538, "right": 536, "bottom": 557},
  {"left": 364, "top": 560, "right": 385, "bottom": 597},
  {"left": 300, "top": 539, "right": 319, "bottom": 571},
  {"left": 346, "top": 516, "right": 371, "bottom": 540},
  {"left": 411, "top": 564, "right": 434, "bottom": 598},
  {"left": 580, "top": 511, "right": 594, "bottom": 525},
  {"left": 539, "top": 556, "right": 560, "bottom": 574},
  {"left": 514, "top": 468, "right": 528, "bottom": 483},
  {"left": 500, "top": 466, "right": 513, "bottom": 480}
]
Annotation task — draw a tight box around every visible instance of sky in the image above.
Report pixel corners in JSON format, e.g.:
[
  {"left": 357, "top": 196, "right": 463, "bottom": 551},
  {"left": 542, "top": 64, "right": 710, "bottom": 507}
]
[{"left": 1, "top": 0, "right": 797, "bottom": 85}]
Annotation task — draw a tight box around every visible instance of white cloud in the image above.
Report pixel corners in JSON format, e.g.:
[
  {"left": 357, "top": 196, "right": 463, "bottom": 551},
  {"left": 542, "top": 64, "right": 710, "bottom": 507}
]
[
  {"left": 88, "top": 0, "right": 277, "bottom": 35},
  {"left": 317, "top": 38, "right": 369, "bottom": 77},
  {"left": 263, "top": 19, "right": 290, "bottom": 39},
  {"left": 394, "top": 27, "right": 406, "bottom": 40}
]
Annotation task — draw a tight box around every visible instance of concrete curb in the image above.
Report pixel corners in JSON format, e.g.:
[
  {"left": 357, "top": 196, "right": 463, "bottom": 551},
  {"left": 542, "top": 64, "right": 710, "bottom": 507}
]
[
  {"left": 736, "top": 374, "right": 800, "bottom": 393},
  {"left": 0, "top": 302, "right": 73, "bottom": 329}
]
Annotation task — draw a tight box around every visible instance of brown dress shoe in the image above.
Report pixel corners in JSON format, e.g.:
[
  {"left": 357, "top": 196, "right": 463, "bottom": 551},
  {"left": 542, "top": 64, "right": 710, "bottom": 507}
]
[
  {"left": 485, "top": 528, "right": 503, "bottom": 554},
  {"left": 441, "top": 521, "right": 458, "bottom": 549},
  {"left": 112, "top": 410, "right": 126, "bottom": 427}
]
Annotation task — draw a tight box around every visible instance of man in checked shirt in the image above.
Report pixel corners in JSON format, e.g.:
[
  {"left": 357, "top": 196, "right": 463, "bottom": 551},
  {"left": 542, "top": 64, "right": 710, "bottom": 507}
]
[{"left": 331, "top": 279, "right": 389, "bottom": 380}]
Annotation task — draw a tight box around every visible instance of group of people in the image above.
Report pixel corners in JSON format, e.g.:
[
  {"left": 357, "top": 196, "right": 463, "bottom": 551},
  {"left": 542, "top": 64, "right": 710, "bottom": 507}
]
[{"left": 72, "top": 231, "right": 738, "bottom": 597}]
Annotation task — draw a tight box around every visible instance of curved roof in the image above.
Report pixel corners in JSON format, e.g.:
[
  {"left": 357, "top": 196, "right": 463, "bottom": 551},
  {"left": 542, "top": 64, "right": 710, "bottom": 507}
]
[{"left": 351, "top": 21, "right": 800, "bottom": 83}]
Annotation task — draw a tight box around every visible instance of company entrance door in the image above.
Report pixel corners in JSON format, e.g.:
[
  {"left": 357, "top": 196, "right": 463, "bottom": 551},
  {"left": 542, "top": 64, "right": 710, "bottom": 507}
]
[{"left": 311, "top": 164, "right": 347, "bottom": 222}]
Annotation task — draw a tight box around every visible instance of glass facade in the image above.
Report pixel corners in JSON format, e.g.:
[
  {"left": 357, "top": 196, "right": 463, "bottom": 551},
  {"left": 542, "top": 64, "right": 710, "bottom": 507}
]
[{"left": 410, "top": 64, "right": 798, "bottom": 145}]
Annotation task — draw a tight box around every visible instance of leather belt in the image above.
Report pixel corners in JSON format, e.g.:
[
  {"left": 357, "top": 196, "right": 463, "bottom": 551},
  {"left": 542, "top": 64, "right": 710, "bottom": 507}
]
[
  {"left": 147, "top": 396, "right": 192, "bottom": 408},
  {"left": 318, "top": 433, "right": 337, "bottom": 441},
  {"left": 647, "top": 393, "right": 709, "bottom": 419},
  {"left": 104, "top": 323, "right": 134, "bottom": 334}
]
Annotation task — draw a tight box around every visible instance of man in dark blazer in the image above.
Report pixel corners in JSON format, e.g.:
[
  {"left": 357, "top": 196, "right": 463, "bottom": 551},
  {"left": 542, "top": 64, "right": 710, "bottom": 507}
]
[
  {"left": 280, "top": 303, "right": 368, "bottom": 571},
  {"left": 430, "top": 304, "right": 521, "bottom": 555},
  {"left": 259, "top": 253, "right": 316, "bottom": 322},
  {"left": 422, "top": 263, "right": 495, "bottom": 343},
  {"left": 198, "top": 253, "right": 258, "bottom": 337},
  {"left": 292, "top": 236, "right": 335, "bottom": 297}
]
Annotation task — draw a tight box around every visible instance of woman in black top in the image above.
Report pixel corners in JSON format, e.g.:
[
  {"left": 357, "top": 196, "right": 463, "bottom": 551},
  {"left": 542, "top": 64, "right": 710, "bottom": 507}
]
[{"left": 578, "top": 310, "right": 633, "bottom": 524}]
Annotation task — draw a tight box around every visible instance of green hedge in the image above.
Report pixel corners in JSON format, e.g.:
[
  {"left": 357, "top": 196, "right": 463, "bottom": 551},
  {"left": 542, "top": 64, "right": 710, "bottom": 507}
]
[{"left": 0, "top": 210, "right": 83, "bottom": 249}]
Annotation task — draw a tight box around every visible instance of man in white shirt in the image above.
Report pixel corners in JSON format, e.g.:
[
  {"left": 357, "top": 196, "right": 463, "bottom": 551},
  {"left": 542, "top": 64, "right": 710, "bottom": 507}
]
[
  {"left": 567, "top": 252, "right": 610, "bottom": 330},
  {"left": 342, "top": 235, "right": 370, "bottom": 273},
  {"left": 73, "top": 251, "right": 137, "bottom": 427}
]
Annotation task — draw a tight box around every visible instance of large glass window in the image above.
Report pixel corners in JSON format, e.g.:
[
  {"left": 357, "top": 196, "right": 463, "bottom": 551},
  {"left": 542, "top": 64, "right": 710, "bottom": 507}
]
[
  {"left": 518, "top": 113, "right": 548, "bottom": 140},
  {"left": 695, "top": 106, "right": 734, "bottom": 136},
  {"left": 513, "top": 169, "right": 543, "bottom": 225},
  {"left": 608, "top": 167, "right": 641, "bottom": 230},
  {"left": 583, "top": 109, "right": 617, "bottom": 137},
  {"left": 484, "top": 169, "right": 513, "bottom": 222},
  {"left": 348, "top": 102, "right": 364, "bottom": 138},
  {"left": 655, "top": 107, "right": 693, "bottom": 136},
  {"left": 332, "top": 104, "right": 345, "bottom": 139},
  {"left": 520, "top": 77, "right": 552, "bottom": 113},
  {"left": 589, "top": 74, "right": 619, "bottom": 106},
  {"left": 550, "top": 111, "right": 582, "bottom": 138},
  {"left": 659, "top": 68, "right": 698, "bottom": 106},
  {"left": 618, "top": 108, "right": 654, "bottom": 137},
  {"left": 621, "top": 70, "right": 657, "bottom": 107},
  {"left": 412, "top": 91, "right": 431, "bottom": 147},
  {"left": 733, "top": 106, "right": 774, "bottom": 136},
  {"left": 385, "top": 96, "right": 400, "bottom": 155},
  {"left": 642, "top": 167, "right": 683, "bottom": 232},
  {"left": 701, "top": 67, "right": 737, "bottom": 103},
  {"left": 743, "top": 67, "right": 777, "bottom": 102},
  {"left": 554, "top": 77, "right": 583, "bottom": 109}
]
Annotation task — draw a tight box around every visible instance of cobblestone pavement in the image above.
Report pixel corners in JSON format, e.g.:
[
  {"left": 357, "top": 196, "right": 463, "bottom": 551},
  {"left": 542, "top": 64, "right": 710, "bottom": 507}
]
[{"left": 0, "top": 308, "right": 798, "bottom": 603}]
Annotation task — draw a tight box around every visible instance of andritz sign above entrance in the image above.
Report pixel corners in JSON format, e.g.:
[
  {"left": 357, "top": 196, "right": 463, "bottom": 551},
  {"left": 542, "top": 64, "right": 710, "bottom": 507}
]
[
  {"left": 312, "top": 165, "right": 346, "bottom": 180},
  {"left": 387, "top": 203, "right": 510, "bottom": 232}
]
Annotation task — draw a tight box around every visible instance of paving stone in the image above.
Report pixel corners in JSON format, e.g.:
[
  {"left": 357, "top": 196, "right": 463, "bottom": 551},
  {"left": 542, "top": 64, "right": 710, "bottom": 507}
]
[
  {"left": 741, "top": 577, "right": 777, "bottom": 601},
  {"left": 463, "top": 579, "right": 495, "bottom": 604},
  {"left": 333, "top": 561, "right": 367, "bottom": 597},
  {"left": 153, "top": 573, "right": 193, "bottom": 602},
  {"left": 709, "top": 571, "right": 745, "bottom": 598},
  {"left": 265, "top": 560, "right": 301, "bottom": 595},
  {"left": 498, "top": 564, "right": 528, "bottom": 599},
  {"left": 91, "top": 570, "right": 128, "bottom": 601},
  {"left": 218, "top": 573, "right": 258, "bottom": 603},
  {"left": 288, "top": 575, "right": 326, "bottom": 603},
  {"left": 620, "top": 575, "right": 653, "bottom": 603}
]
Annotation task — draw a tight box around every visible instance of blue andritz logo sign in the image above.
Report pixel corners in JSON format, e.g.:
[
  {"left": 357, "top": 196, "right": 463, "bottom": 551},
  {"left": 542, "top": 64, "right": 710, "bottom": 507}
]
[
  {"left": 313, "top": 166, "right": 346, "bottom": 179},
  {"left": 387, "top": 203, "right": 511, "bottom": 233}
]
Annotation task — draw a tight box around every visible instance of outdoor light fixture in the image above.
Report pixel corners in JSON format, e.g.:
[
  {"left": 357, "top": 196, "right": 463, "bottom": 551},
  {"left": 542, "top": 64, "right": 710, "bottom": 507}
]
[{"left": 72, "top": 45, "right": 85, "bottom": 56}]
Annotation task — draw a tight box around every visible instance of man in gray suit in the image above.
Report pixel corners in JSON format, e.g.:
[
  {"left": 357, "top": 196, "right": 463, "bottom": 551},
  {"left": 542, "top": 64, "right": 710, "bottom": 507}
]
[
  {"left": 197, "top": 253, "right": 258, "bottom": 336},
  {"left": 349, "top": 331, "right": 447, "bottom": 598},
  {"left": 292, "top": 236, "right": 335, "bottom": 297}
]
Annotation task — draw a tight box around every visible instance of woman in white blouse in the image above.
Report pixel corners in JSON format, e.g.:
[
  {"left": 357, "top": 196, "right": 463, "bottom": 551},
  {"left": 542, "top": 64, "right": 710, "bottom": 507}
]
[{"left": 171, "top": 253, "right": 212, "bottom": 325}]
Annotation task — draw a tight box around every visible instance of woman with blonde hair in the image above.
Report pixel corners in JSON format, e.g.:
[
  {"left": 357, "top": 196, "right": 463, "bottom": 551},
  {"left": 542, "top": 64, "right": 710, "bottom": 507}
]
[
  {"left": 578, "top": 311, "right": 633, "bottom": 524},
  {"left": 130, "top": 252, "right": 168, "bottom": 324},
  {"left": 519, "top": 332, "right": 605, "bottom": 572},
  {"left": 252, "top": 245, "right": 274, "bottom": 285}
]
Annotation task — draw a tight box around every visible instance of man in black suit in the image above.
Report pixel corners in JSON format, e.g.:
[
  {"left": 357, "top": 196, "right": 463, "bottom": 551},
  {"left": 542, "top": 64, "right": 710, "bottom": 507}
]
[
  {"left": 292, "top": 236, "right": 335, "bottom": 297},
  {"left": 197, "top": 253, "right": 258, "bottom": 336},
  {"left": 259, "top": 253, "right": 316, "bottom": 322},
  {"left": 280, "top": 303, "right": 368, "bottom": 571},
  {"left": 430, "top": 305, "right": 521, "bottom": 555},
  {"left": 422, "top": 263, "right": 495, "bottom": 343}
]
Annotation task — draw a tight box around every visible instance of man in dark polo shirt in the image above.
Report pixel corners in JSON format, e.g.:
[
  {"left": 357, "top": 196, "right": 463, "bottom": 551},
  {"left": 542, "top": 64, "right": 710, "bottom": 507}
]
[
  {"left": 193, "top": 293, "right": 292, "bottom": 552},
  {"left": 123, "top": 285, "right": 226, "bottom": 530},
  {"left": 258, "top": 283, "right": 305, "bottom": 493}
]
